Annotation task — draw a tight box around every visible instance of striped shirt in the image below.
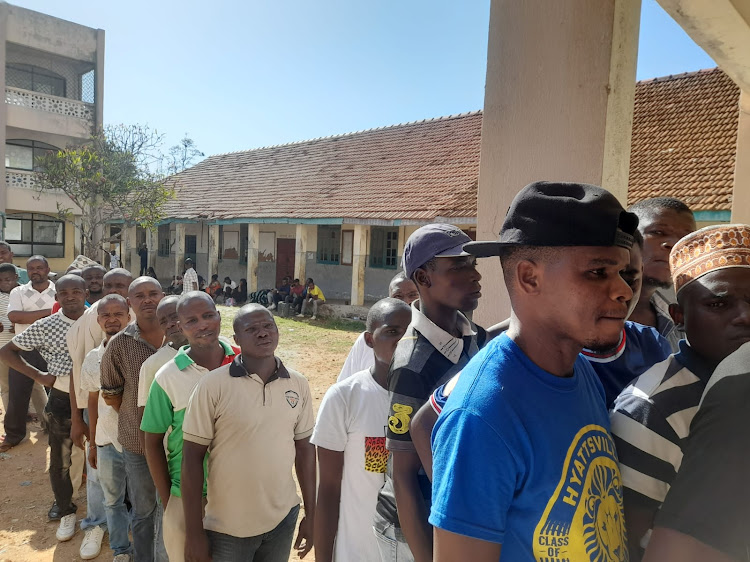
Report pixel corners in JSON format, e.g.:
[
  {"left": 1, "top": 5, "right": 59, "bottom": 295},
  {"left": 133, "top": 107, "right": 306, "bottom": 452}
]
[{"left": 610, "top": 340, "right": 716, "bottom": 508}]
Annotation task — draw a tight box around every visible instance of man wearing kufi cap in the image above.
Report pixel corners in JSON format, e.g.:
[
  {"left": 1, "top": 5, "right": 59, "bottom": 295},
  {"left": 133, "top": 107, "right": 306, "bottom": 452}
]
[
  {"left": 430, "top": 181, "right": 636, "bottom": 561},
  {"left": 611, "top": 224, "right": 750, "bottom": 561}
]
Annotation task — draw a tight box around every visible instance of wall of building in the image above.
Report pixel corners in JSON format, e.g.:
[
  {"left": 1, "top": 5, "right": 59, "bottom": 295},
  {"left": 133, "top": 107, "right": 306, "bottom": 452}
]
[{"left": 6, "top": 5, "right": 98, "bottom": 63}]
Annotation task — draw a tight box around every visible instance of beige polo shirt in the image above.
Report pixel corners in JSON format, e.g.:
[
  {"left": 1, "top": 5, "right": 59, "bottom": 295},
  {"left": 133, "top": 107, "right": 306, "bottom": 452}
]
[{"left": 182, "top": 356, "right": 314, "bottom": 538}]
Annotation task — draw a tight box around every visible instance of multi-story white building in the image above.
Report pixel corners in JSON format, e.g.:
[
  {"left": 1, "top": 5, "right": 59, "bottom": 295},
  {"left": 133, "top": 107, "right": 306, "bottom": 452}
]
[{"left": 0, "top": 2, "right": 104, "bottom": 271}]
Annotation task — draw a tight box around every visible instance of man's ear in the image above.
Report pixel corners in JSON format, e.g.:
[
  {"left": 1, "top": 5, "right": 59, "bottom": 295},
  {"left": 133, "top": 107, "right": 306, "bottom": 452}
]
[
  {"left": 516, "top": 260, "right": 542, "bottom": 296},
  {"left": 413, "top": 268, "right": 430, "bottom": 289},
  {"left": 669, "top": 302, "right": 684, "bottom": 328},
  {"left": 364, "top": 331, "right": 374, "bottom": 349}
]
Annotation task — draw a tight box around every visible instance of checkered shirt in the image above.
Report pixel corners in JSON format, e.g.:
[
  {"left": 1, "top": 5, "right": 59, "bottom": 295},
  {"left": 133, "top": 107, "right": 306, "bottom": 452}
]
[
  {"left": 12, "top": 311, "right": 76, "bottom": 378},
  {"left": 7, "top": 281, "right": 56, "bottom": 334},
  {"left": 182, "top": 267, "right": 199, "bottom": 293}
]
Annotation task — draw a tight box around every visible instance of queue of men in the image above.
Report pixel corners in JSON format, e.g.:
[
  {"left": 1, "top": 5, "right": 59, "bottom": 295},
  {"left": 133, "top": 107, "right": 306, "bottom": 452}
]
[{"left": 0, "top": 180, "right": 747, "bottom": 562}]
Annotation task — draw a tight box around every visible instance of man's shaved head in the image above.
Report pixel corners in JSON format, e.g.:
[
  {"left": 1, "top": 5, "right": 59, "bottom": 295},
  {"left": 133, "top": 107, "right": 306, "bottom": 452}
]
[
  {"left": 98, "top": 293, "right": 129, "bottom": 311},
  {"left": 366, "top": 297, "right": 411, "bottom": 332},
  {"left": 156, "top": 295, "right": 179, "bottom": 314},
  {"left": 176, "top": 291, "right": 216, "bottom": 314},
  {"left": 106, "top": 268, "right": 134, "bottom": 281},
  {"left": 128, "top": 276, "right": 162, "bottom": 296},
  {"left": 233, "top": 303, "right": 273, "bottom": 332},
  {"left": 55, "top": 273, "right": 87, "bottom": 291}
]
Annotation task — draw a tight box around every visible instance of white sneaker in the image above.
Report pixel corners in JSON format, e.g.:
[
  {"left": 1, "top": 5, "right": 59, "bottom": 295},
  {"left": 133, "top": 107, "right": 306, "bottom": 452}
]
[
  {"left": 113, "top": 555, "right": 131, "bottom": 562},
  {"left": 80, "top": 525, "right": 105, "bottom": 559},
  {"left": 267, "top": 303, "right": 276, "bottom": 310},
  {"left": 296, "top": 313, "right": 304, "bottom": 318},
  {"left": 56, "top": 513, "right": 77, "bottom": 541},
  {"left": 310, "top": 315, "right": 317, "bottom": 320}
]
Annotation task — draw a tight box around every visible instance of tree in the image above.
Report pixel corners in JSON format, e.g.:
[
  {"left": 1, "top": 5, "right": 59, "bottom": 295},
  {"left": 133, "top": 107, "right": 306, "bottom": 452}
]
[
  {"left": 166, "top": 134, "right": 205, "bottom": 175},
  {"left": 33, "top": 124, "right": 178, "bottom": 260}
]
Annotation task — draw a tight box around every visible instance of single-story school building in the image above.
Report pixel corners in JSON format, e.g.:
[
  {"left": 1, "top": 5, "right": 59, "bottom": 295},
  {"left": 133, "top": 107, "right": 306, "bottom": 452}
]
[{"left": 118, "top": 67, "right": 741, "bottom": 305}]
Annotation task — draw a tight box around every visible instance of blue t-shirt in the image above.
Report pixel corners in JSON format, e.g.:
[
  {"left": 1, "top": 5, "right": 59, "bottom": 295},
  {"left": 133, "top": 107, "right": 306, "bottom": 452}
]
[
  {"left": 582, "top": 321, "right": 672, "bottom": 409},
  {"left": 430, "top": 334, "right": 627, "bottom": 562}
]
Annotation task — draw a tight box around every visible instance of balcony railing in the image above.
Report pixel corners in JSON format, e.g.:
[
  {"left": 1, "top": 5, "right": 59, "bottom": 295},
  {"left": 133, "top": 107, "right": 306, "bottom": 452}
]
[
  {"left": 6, "top": 169, "right": 38, "bottom": 190},
  {"left": 5, "top": 87, "right": 94, "bottom": 122}
]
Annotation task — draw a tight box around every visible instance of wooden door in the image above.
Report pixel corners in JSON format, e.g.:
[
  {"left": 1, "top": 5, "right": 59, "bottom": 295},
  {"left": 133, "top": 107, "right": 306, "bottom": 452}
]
[{"left": 276, "top": 238, "right": 296, "bottom": 287}]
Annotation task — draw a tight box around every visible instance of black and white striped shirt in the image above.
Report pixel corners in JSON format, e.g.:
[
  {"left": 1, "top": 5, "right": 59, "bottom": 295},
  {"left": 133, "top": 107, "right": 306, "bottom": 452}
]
[{"left": 610, "top": 340, "right": 716, "bottom": 508}]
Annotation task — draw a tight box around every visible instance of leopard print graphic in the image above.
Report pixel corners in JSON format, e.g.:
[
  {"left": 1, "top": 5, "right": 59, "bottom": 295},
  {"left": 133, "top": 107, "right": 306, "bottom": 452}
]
[{"left": 364, "top": 436, "right": 389, "bottom": 473}]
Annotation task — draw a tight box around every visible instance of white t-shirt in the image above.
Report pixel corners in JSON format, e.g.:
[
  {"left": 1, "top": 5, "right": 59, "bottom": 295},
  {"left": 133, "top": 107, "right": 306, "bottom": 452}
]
[
  {"left": 80, "top": 342, "right": 122, "bottom": 451},
  {"left": 109, "top": 254, "right": 120, "bottom": 269},
  {"left": 337, "top": 332, "right": 375, "bottom": 383},
  {"left": 310, "top": 369, "right": 389, "bottom": 562}
]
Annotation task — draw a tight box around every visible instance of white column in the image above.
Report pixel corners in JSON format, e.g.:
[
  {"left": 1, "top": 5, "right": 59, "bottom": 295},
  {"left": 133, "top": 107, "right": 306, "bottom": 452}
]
[
  {"left": 145, "top": 228, "right": 156, "bottom": 273},
  {"left": 207, "top": 224, "right": 220, "bottom": 281},
  {"left": 475, "top": 0, "right": 641, "bottom": 325},
  {"left": 122, "top": 224, "right": 137, "bottom": 274},
  {"left": 350, "top": 224, "right": 368, "bottom": 306},
  {"left": 247, "top": 223, "right": 260, "bottom": 293},
  {"left": 294, "top": 224, "right": 308, "bottom": 283},
  {"left": 732, "top": 91, "right": 750, "bottom": 224},
  {"left": 174, "top": 223, "right": 186, "bottom": 279}
]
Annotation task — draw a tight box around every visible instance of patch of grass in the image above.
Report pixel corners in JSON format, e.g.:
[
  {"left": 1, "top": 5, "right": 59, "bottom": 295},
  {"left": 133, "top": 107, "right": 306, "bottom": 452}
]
[{"left": 217, "top": 305, "right": 363, "bottom": 355}]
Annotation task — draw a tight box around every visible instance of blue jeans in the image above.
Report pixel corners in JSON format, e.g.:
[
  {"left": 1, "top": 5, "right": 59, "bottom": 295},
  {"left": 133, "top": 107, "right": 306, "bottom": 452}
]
[
  {"left": 81, "top": 409, "right": 107, "bottom": 532},
  {"left": 374, "top": 523, "right": 415, "bottom": 562},
  {"left": 207, "top": 504, "right": 299, "bottom": 562},
  {"left": 123, "top": 449, "right": 168, "bottom": 562},
  {"left": 97, "top": 444, "right": 131, "bottom": 556}
]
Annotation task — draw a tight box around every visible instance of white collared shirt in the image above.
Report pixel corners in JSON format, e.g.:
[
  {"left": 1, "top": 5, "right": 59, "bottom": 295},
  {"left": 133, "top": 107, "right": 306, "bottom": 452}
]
[{"left": 409, "top": 299, "right": 476, "bottom": 364}]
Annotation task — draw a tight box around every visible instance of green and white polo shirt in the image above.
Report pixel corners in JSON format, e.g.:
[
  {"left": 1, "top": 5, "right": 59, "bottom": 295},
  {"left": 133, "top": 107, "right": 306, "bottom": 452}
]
[{"left": 140, "top": 340, "right": 239, "bottom": 497}]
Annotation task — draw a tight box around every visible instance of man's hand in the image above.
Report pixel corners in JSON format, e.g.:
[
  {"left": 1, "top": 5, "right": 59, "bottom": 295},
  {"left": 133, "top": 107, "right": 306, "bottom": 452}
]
[
  {"left": 88, "top": 443, "right": 97, "bottom": 469},
  {"left": 184, "top": 530, "right": 211, "bottom": 562},
  {"left": 295, "top": 515, "right": 313, "bottom": 558},
  {"left": 71, "top": 416, "right": 89, "bottom": 450}
]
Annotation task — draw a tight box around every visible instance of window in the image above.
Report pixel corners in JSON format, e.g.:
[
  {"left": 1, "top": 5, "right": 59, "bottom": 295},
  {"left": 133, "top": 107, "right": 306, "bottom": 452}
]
[
  {"left": 158, "top": 224, "right": 171, "bottom": 256},
  {"left": 6, "top": 63, "right": 66, "bottom": 97},
  {"left": 5, "top": 140, "right": 59, "bottom": 171},
  {"left": 317, "top": 225, "right": 341, "bottom": 264},
  {"left": 370, "top": 227, "right": 399, "bottom": 268},
  {"left": 6, "top": 213, "right": 65, "bottom": 258}
]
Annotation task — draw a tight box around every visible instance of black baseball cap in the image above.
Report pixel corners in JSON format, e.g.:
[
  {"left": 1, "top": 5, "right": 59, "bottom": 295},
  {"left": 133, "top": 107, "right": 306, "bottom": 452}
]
[{"left": 464, "top": 181, "right": 638, "bottom": 257}]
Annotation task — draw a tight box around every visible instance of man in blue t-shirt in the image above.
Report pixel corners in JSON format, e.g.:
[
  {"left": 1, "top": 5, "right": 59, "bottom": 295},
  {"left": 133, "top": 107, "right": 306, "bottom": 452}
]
[
  {"left": 430, "top": 181, "right": 638, "bottom": 562},
  {"left": 581, "top": 229, "right": 671, "bottom": 407}
]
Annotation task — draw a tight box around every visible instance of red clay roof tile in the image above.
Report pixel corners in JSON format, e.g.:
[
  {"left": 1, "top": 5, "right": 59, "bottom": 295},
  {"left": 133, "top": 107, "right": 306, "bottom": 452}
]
[{"left": 165, "top": 68, "right": 739, "bottom": 221}]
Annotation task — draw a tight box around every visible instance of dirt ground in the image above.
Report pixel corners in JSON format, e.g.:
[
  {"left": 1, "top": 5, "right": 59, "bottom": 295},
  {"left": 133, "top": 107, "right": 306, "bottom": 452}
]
[{"left": 0, "top": 309, "right": 362, "bottom": 562}]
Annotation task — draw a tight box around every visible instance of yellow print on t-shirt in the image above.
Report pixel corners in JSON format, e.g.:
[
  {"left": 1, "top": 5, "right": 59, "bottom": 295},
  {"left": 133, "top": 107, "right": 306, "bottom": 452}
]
[{"left": 532, "top": 425, "right": 628, "bottom": 562}]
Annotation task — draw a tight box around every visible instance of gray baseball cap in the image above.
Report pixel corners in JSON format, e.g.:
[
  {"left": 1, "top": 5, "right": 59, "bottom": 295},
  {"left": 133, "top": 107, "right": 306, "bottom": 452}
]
[{"left": 402, "top": 224, "right": 472, "bottom": 278}]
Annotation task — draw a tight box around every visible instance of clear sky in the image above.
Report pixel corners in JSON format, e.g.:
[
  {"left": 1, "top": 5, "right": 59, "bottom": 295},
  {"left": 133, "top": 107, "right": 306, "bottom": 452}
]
[{"left": 16, "top": 0, "right": 717, "bottom": 158}]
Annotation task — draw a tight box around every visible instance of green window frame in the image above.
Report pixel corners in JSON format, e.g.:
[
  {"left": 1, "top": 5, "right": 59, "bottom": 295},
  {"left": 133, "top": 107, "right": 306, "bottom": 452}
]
[
  {"left": 317, "top": 225, "right": 341, "bottom": 265},
  {"left": 370, "top": 227, "right": 399, "bottom": 269}
]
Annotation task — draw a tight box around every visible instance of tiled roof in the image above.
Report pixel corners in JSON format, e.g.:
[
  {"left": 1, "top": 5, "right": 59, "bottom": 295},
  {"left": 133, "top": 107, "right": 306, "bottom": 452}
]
[
  {"left": 166, "top": 68, "right": 740, "bottom": 221},
  {"left": 628, "top": 67, "right": 739, "bottom": 211},
  {"left": 164, "top": 112, "right": 482, "bottom": 222}
]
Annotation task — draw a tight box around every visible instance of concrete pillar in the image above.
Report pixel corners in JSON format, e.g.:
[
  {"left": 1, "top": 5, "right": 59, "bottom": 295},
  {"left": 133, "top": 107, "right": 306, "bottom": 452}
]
[
  {"left": 350, "top": 224, "right": 368, "bottom": 306},
  {"left": 121, "top": 224, "right": 137, "bottom": 274},
  {"left": 95, "top": 29, "right": 105, "bottom": 130},
  {"left": 732, "top": 91, "right": 750, "bottom": 224},
  {"left": 396, "top": 226, "right": 406, "bottom": 268},
  {"left": 145, "top": 228, "right": 156, "bottom": 273},
  {"left": 207, "top": 224, "right": 220, "bottom": 281},
  {"left": 175, "top": 223, "right": 186, "bottom": 278},
  {"left": 247, "top": 223, "right": 260, "bottom": 293},
  {"left": 0, "top": 3, "right": 8, "bottom": 230},
  {"left": 294, "top": 224, "right": 308, "bottom": 283},
  {"left": 474, "top": 0, "right": 641, "bottom": 326}
]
